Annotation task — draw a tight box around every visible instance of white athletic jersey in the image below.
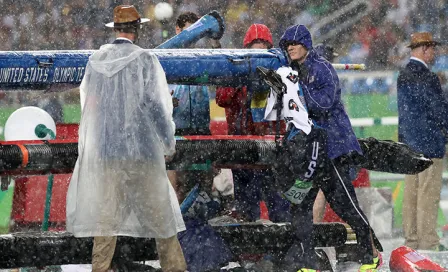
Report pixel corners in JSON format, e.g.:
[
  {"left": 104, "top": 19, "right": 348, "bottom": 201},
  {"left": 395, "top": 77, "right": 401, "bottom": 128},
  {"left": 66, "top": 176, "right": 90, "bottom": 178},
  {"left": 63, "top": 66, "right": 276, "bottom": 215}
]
[{"left": 264, "top": 66, "right": 313, "bottom": 134}]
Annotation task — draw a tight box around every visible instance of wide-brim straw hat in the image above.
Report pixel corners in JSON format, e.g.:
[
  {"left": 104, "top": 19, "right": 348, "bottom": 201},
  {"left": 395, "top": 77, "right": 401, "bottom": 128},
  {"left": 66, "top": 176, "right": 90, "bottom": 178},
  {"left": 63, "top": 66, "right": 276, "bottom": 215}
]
[
  {"left": 105, "top": 5, "right": 150, "bottom": 28},
  {"left": 407, "top": 32, "right": 441, "bottom": 48}
]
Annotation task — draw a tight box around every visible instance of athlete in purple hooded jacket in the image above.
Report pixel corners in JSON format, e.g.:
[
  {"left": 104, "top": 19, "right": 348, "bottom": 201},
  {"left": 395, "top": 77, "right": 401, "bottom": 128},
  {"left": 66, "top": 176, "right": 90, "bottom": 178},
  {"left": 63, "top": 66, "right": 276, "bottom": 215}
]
[{"left": 277, "top": 25, "right": 382, "bottom": 272}]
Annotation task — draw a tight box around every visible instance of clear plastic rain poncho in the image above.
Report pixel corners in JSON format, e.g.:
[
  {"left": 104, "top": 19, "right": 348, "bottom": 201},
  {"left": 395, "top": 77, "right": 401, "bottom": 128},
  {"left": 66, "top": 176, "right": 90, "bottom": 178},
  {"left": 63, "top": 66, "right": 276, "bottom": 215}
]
[{"left": 66, "top": 43, "right": 185, "bottom": 238}]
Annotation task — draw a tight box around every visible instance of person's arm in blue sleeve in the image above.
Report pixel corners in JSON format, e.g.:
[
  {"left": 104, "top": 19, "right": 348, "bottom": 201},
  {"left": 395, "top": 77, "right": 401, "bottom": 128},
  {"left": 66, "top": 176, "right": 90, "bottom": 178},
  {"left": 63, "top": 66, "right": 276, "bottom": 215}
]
[{"left": 303, "top": 62, "right": 337, "bottom": 112}]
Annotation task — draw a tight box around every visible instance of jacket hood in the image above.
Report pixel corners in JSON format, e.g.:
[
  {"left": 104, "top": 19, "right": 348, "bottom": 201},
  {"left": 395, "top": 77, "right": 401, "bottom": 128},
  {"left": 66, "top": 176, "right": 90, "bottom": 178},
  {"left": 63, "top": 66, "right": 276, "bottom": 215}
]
[
  {"left": 243, "top": 24, "right": 273, "bottom": 48},
  {"left": 88, "top": 44, "right": 144, "bottom": 77},
  {"left": 279, "top": 24, "right": 313, "bottom": 51}
]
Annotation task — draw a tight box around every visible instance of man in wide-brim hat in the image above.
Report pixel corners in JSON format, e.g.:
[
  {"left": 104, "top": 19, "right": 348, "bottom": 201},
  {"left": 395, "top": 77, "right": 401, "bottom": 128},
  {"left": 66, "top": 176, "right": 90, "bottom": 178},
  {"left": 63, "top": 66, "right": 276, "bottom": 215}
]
[
  {"left": 66, "top": 4, "right": 187, "bottom": 272},
  {"left": 407, "top": 32, "right": 441, "bottom": 49},
  {"left": 105, "top": 5, "right": 150, "bottom": 42},
  {"left": 398, "top": 31, "right": 448, "bottom": 252}
]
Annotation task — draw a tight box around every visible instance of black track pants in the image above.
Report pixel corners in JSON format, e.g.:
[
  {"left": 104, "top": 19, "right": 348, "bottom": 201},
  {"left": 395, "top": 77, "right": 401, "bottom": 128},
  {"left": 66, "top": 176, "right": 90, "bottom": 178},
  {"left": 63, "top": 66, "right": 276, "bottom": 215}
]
[{"left": 281, "top": 157, "right": 375, "bottom": 271}]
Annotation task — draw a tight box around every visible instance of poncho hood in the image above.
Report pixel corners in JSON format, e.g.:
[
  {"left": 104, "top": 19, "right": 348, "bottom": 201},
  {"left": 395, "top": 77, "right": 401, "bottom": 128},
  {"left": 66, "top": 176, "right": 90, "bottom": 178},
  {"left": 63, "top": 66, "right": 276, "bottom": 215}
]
[{"left": 89, "top": 44, "right": 145, "bottom": 77}]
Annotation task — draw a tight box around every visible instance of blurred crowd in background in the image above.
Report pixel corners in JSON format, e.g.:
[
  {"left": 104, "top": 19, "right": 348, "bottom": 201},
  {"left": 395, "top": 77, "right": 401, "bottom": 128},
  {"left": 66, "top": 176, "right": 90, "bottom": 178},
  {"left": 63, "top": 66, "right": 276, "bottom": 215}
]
[{"left": 0, "top": 0, "right": 447, "bottom": 71}]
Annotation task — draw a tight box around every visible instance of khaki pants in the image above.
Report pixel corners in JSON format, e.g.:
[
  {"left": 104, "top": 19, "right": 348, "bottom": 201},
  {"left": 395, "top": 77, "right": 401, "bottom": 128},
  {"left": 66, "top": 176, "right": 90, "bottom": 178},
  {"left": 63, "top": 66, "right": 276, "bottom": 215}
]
[
  {"left": 92, "top": 235, "right": 187, "bottom": 272},
  {"left": 402, "top": 158, "right": 443, "bottom": 250}
]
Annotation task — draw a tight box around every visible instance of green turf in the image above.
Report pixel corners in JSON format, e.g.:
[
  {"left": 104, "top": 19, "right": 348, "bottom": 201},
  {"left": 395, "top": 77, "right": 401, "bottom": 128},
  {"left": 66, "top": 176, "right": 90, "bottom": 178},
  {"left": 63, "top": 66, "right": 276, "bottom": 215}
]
[
  {"left": 344, "top": 94, "right": 398, "bottom": 141},
  {"left": 63, "top": 104, "right": 81, "bottom": 123},
  {"left": 0, "top": 107, "right": 17, "bottom": 140},
  {"left": 0, "top": 184, "right": 13, "bottom": 234}
]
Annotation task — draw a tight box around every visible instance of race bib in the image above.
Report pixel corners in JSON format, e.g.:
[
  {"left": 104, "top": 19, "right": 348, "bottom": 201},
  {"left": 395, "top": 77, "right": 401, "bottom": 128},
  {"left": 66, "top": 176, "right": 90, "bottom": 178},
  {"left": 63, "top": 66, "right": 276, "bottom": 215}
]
[{"left": 282, "top": 179, "right": 312, "bottom": 205}]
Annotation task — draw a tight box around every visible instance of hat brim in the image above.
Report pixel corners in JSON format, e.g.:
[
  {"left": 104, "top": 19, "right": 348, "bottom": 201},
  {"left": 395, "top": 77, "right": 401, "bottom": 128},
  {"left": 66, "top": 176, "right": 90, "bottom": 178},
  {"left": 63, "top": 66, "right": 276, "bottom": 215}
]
[
  {"left": 105, "top": 18, "right": 150, "bottom": 28},
  {"left": 407, "top": 40, "right": 441, "bottom": 48}
]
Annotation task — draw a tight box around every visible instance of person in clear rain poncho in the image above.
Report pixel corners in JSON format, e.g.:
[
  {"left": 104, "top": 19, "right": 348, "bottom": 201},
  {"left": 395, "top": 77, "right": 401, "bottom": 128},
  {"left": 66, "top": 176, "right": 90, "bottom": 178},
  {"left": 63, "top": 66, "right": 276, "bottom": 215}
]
[{"left": 66, "top": 5, "right": 187, "bottom": 272}]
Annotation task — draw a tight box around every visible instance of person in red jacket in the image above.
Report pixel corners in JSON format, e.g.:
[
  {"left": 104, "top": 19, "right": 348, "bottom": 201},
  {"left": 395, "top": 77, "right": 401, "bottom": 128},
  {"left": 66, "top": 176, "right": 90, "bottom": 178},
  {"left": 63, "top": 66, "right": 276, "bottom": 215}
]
[
  {"left": 215, "top": 24, "right": 290, "bottom": 222},
  {"left": 216, "top": 24, "right": 285, "bottom": 136}
]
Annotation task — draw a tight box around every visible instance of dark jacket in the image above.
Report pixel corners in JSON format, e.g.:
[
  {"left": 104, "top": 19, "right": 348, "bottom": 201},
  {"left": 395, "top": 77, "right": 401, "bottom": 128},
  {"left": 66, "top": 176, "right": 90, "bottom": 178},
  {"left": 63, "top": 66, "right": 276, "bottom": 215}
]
[
  {"left": 279, "top": 24, "right": 361, "bottom": 159},
  {"left": 398, "top": 59, "right": 448, "bottom": 158},
  {"left": 301, "top": 50, "right": 361, "bottom": 159}
]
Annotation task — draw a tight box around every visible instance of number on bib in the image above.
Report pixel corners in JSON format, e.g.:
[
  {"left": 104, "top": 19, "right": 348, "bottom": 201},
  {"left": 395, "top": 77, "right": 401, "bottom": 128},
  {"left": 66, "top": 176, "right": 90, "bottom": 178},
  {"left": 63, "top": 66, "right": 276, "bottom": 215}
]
[{"left": 282, "top": 179, "right": 312, "bottom": 205}]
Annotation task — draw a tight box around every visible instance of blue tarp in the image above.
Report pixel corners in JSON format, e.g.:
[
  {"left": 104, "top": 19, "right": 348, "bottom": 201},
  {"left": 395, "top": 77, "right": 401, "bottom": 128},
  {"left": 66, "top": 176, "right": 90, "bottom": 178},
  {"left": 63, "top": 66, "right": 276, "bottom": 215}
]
[{"left": 0, "top": 49, "right": 287, "bottom": 90}]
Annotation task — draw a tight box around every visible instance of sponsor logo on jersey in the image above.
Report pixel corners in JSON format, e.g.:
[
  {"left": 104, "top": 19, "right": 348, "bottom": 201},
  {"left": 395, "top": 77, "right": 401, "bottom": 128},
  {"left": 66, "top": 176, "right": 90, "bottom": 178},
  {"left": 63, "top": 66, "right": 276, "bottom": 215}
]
[
  {"left": 288, "top": 99, "right": 300, "bottom": 112},
  {"left": 286, "top": 72, "right": 298, "bottom": 83}
]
